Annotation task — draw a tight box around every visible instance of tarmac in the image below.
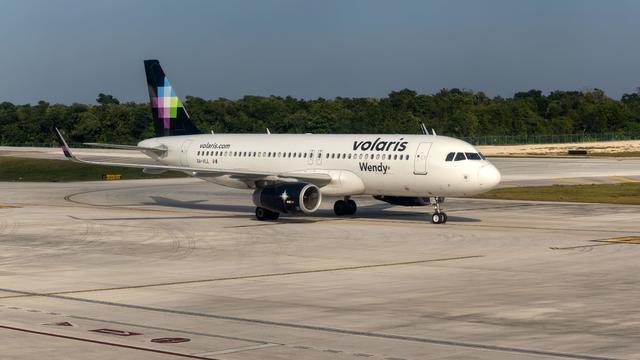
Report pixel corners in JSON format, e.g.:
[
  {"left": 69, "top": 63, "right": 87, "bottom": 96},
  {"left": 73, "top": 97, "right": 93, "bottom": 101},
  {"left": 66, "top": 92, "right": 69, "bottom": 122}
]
[{"left": 0, "top": 159, "right": 640, "bottom": 359}]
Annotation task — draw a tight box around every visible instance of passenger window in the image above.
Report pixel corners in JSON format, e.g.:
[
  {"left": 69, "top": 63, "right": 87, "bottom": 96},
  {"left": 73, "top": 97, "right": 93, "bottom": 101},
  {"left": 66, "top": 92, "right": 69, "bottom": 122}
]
[
  {"left": 365, "top": 154, "right": 369, "bottom": 160},
  {"left": 348, "top": 154, "right": 352, "bottom": 159},
  {"left": 466, "top": 152, "right": 481, "bottom": 160},
  {"left": 454, "top": 152, "right": 466, "bottom": 161},
  {"left": 253, "top": 152, "right": 256, "bottom": 157},
  {"left": 382, "top": 154, "right": 386, "bottom": 160},
  {"left": 359, "top": 154, "right": 363, "bottom": 159},
  {"left": 406, "top": 155, "right": 410, "bottom": 160},
  {"left": 278, "top": 152, "right": 281, "bottom": 157},
  {"left": 445, "top": 152, "right": 455, "bottom": 161},
  {"left": 342, "top": 153, "right": 346, "bottom": 159},
  {"left": 376, "top": 154, "right": 380, "bottom": 160}
]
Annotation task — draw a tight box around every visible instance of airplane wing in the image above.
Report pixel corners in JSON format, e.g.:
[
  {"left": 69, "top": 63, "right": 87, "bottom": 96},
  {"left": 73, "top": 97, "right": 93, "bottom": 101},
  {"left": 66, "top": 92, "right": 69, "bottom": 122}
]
[
  {"left": 83, "top": 142, "right": 167, "bottom": 154},
  {"left": 55, "top": 129, "right": 332, "bottom": 186}
]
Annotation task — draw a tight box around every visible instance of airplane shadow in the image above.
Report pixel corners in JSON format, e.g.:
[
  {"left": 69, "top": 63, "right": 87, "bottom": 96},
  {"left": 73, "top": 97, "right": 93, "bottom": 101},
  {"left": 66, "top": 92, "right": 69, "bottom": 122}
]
[
  {"left": 74, "top": 196, "right": 482, "bottom": 224},
  {"left": 146, "top": 196, "right": 483, "bottom": 224},
  {"left": 145, "top": 196, "right": 255, "bottom": 213}
]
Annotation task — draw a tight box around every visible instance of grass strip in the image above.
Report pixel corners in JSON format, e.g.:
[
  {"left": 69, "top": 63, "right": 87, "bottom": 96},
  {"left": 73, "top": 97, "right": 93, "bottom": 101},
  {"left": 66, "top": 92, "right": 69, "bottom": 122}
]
[
  {"left": 0, "top": 156, "right": 185, "bottom": 182},
  {"left": 476, "top": 183, "right": 640, "bottom": 205}
]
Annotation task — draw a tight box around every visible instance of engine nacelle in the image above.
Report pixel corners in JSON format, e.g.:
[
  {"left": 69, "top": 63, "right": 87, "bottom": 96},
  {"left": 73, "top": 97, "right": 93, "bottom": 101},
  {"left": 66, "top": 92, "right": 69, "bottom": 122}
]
[
  {"left": 253, "top": 183, "right": 322, "bottom": 214},
  {"left": 373, "top": 195, "right": 430, "bottom": 206}
]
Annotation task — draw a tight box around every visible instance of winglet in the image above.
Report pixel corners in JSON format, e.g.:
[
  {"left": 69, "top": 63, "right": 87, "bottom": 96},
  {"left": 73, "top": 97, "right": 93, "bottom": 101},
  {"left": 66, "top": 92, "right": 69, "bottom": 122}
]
[{"left": 55, "top": 128, "right": 75, "bottom": 160}]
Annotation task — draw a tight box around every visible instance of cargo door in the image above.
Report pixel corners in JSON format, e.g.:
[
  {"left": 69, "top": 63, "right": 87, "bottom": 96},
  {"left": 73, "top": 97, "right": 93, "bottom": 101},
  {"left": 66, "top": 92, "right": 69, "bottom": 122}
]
[{"left": 180, "top": 140, "right": 192, "bottom": 166}]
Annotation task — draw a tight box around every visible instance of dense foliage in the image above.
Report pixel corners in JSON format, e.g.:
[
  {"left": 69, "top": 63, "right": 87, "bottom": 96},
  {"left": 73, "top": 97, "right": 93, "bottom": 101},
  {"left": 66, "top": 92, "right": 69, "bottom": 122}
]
[{"left": 1, "top": 88, "right": 640, "bottom": 145}]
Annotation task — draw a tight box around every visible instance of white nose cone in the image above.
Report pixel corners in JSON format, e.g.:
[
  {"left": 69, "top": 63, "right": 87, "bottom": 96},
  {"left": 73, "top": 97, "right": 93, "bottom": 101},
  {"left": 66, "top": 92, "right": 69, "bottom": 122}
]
[{"left": 478, "top": 164, "right": 501, "bottom": 189}]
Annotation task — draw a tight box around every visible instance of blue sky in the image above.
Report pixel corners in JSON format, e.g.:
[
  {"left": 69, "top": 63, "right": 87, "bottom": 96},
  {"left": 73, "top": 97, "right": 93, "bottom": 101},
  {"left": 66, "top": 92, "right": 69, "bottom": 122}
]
[{"left": 1, "top": 0, "right": 639, "bottom": 104}]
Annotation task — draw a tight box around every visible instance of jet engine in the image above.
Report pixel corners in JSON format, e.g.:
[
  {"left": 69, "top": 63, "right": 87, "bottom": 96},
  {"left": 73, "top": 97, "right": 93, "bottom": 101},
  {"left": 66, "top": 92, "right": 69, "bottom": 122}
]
[
  {"left": 373, "top": 195, "right": 430, "bottom": 206},
  {"left": 253, "top": 183, "right": 322, "bottom": 214}
]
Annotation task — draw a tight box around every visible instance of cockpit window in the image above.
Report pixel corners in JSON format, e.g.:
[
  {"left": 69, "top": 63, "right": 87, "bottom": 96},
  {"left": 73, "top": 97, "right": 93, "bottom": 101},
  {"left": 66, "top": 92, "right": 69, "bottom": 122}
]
[
  {"left": 465, "top": 152, "right": 482, "bottom": 160},
  {"left": 445, "top": 152, "right": 455, "bottom": 161},
  {"left": 454, "top": 152, "right": 466, "bottom": 161},
  {"left": 479, "top": 152, "right": 486, "bottom": 160}
]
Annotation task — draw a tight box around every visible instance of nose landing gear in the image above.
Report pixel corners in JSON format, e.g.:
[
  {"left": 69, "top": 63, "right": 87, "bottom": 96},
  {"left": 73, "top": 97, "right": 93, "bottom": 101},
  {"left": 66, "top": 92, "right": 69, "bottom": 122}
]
[
  {"left": 430, "top": 197, "right": 447, "bottom": 224},
  {"left": 334, "top": 196, "right": 357, "bottom": 216}
]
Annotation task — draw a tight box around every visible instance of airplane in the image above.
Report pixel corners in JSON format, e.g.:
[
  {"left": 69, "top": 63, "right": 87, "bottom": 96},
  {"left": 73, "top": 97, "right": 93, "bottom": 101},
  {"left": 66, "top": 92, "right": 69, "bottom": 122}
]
[{"left": 54, "top": 60, "right": 501, "bottom": 224}]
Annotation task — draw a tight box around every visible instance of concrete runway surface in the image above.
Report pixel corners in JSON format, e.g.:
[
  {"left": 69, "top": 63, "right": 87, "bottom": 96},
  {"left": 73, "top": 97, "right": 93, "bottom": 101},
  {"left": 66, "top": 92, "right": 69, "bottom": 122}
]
[{"left": 0, "top": 174, "right": 639, "bottom": 360}]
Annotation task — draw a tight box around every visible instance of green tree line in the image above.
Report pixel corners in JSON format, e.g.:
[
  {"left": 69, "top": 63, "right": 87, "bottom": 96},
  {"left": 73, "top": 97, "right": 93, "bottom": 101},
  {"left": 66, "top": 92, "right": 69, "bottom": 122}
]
[{"left": 1, "top": 88, "right": 640, "bottom": 145}]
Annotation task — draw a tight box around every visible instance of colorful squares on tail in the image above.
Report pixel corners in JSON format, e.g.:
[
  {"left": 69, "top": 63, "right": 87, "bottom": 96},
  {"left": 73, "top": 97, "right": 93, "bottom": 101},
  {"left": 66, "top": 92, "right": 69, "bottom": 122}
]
[{"left": 152, "top": 76, "right": 182, "bottom": 129}]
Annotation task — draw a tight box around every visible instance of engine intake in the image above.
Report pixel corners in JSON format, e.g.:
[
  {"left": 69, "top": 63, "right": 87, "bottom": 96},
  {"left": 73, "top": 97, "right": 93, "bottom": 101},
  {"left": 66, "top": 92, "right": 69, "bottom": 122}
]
[
  {"left": 373, "top": 195, "right": 430, "bottom": 206},
  {"left": 253, "top": 183, "right": 322, "bottom": 214}
]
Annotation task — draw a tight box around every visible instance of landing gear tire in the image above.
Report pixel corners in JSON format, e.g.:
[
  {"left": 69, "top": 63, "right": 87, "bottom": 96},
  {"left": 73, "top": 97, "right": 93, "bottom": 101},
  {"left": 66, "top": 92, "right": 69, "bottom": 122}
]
[
  {"left": 431, "top": 212, "right": 448, "bottom": 224},
  {"left": 256, "top": 207, "right": 279, "bottom": 221},
  {"left": 334, "top": 199, "right": 357, "bottom": 216},
  {"left": 334, "top": 200, "right": 347, "bottom": 216},
  {"left": 346, "top": 200, "right": 357, "bottom": 215}
]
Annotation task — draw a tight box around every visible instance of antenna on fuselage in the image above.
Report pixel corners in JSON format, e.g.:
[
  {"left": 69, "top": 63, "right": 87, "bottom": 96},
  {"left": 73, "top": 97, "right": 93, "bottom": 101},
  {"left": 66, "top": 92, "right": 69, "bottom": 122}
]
[{"left": 419, "top": 122, "right": 437, "bottom": 136}]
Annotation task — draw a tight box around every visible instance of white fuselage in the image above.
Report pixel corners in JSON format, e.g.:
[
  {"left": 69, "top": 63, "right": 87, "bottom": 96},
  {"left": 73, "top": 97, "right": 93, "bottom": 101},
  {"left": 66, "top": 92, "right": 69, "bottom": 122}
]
[{"left": 139, "top": 134, "right": 501, "bottom": 197}]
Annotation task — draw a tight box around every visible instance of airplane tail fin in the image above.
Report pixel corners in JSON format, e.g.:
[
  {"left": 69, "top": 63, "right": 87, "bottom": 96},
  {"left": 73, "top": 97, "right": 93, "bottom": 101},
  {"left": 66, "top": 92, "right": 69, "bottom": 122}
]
[{"left": 144, "top": 60, "right": 201, "bottom": 137}]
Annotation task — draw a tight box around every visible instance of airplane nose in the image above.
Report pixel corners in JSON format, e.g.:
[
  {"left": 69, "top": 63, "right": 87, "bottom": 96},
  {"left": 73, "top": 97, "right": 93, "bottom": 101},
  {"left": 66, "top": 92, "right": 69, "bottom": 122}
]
[{"left": 478, "top": 164, "right": 501, "bottom": 189}]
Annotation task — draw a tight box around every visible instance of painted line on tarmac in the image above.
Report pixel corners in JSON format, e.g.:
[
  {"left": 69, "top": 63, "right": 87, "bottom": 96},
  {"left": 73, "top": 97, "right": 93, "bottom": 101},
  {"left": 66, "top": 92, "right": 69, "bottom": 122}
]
[
  {"left": 550, "top": 243, "right": 613, "bottom": 250},
  {"left": 607, "top": 176, "right": 640, "bottom": 183},
  {"left": 0, "top": 255, "right": 482, "bottom": 299},
  {"left": 0, "top": 292, "right": 622, "bottom": 360},
  {"left": 0, "top": 324, "right": 219, "bottom": 360},
  {"left": 550, "top": 236, "right": 640, "bottom": 250},
  {"left": 338, "top": 217, "right": 639, "bottom": 234}
]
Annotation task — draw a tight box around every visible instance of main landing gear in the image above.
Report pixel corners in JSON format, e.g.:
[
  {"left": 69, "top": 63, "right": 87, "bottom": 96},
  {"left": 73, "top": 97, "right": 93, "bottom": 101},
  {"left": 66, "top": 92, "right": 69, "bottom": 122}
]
[
  {"left": 255, "top": 207, "right": 280, "bottom": 221},
  {"left": 334, "top": 196, "right": 357, "bottom": 216},
  {"left": 431, "top": 197, "right": 447, "bottom": 224}
]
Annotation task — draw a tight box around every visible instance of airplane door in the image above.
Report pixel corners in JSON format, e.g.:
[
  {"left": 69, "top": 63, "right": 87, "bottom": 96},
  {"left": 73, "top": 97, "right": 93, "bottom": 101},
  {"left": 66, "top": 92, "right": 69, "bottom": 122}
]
[
  {"left": 413, "top": 142, "right": 432, "bottom": 175},
  {"left": 308, "top": 150, "right": 315, "bottom": 165},
  {"left": 180, "top": 140, "right": 192, "bottom": 166},
  {"left": 316, "top": 150, "right": 323, "bottom": 165}
]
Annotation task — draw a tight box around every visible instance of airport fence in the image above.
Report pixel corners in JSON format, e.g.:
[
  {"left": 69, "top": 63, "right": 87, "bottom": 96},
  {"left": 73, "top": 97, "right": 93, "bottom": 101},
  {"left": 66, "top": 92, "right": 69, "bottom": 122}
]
[
  {"left": 461, "top": 132, "right": 640, "bottom": 145},
  {"left": 2, "top": 133, "right": 640, "bottom": 148}
]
